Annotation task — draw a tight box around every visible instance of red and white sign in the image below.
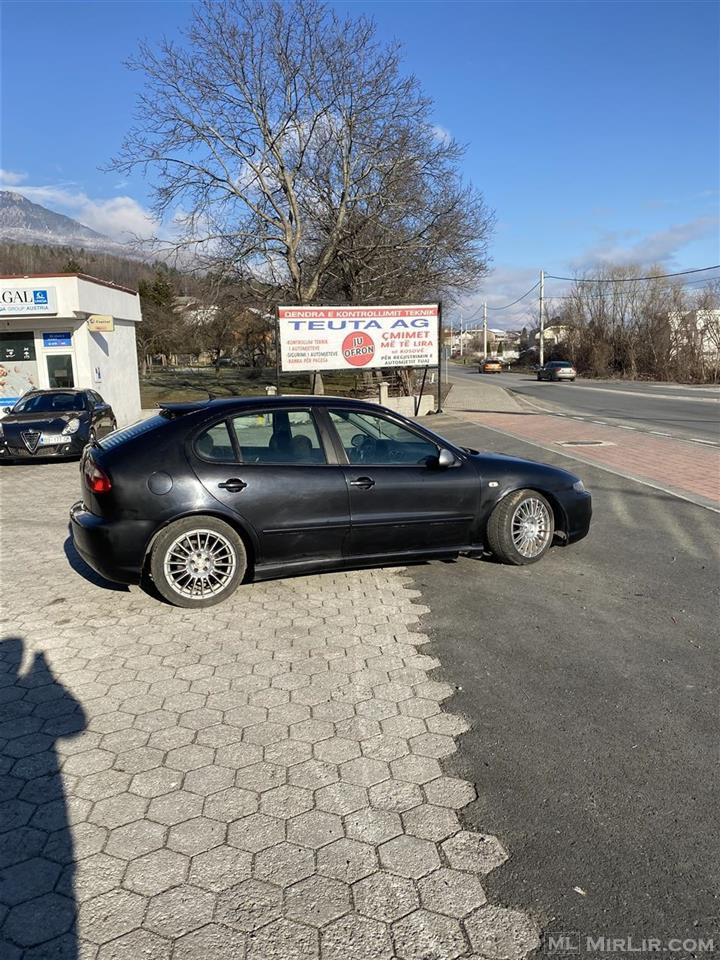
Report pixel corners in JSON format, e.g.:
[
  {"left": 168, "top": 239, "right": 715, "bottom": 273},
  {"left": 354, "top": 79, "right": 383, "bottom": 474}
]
[{"left": 278, "top": 304, "right": 439, "bottom": 373}]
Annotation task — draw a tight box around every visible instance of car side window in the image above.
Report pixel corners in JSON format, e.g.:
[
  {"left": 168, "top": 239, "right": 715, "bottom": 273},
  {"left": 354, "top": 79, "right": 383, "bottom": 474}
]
[
  {"left": 328, "top": 409, "right": 438, "bottom": 465},
  {"left": 195, "top": 421, "right": 236, "bottom": 461},
  {"left": 229, "top": 409, "right": 327, "bottom": 465}
]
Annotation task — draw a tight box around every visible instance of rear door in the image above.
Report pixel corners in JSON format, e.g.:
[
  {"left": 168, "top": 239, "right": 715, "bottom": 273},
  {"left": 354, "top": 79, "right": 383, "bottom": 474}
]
[
  {"left": 189, "top": 407, "right": 350, "bottom": 569},
  {"left": 324, "top": 407, "right": 480, "bottom": 559}
]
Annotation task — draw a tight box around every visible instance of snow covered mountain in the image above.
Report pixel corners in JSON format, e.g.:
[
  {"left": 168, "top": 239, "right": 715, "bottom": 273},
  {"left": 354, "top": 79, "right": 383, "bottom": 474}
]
[{"left": 0, "top": 191, "right": 134, "bottom": 255}]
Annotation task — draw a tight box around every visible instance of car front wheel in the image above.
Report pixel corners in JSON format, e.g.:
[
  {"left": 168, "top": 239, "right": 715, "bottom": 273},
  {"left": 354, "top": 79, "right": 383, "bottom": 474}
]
[
  {"left": 487, "top": 489, "right": 555, "bottom": 565},
  {"left": 150, "top": 516, "right": 247, "bottom": 607}
]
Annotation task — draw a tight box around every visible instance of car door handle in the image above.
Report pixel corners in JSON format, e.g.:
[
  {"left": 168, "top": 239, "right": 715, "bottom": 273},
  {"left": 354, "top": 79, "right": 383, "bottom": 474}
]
[
  {"left": 349, "top": 476, "right": 375, "bottom": 489},
  {"left": 218, "top": 478, "right": 247, "bottom": 492}
]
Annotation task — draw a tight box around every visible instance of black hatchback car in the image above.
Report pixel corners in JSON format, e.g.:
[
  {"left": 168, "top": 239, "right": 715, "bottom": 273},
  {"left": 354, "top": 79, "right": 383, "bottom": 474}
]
[
  {"left": 70, "top": 396, "right": 591, "bottom": 607},
  {"left": 0, "top": 389, "right": 117, "bottom": 460}
]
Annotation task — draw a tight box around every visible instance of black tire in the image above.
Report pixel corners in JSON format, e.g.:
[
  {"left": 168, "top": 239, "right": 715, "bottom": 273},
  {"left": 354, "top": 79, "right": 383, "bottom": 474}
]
[
  {"left": 486, "top": 489, "right": 555, "bottom": 565},
  {"left": 149, "top": 516, "right": 247, "bottom": 608},
  {"left": 536, "top": 373, "right": 542, "bottom": 381}
]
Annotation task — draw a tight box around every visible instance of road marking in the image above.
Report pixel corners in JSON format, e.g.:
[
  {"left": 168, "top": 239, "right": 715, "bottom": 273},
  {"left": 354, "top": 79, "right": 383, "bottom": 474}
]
[
  {"left": 650, "top": 431, "right": 671, "bottom": 437},
  {"left": 690, "top": 438, "right": 720, "bottom": 446},
  {"left": 591, "top": 420, "right": 606, "bottom": 425},
  {"left": 539, "top": 383, "right": 719, "bottom": 403}
]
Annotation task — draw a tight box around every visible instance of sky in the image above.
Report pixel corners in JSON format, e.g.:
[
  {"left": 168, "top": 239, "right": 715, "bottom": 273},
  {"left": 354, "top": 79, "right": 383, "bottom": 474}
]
[{"left": 1, "top": 0, "right": 718, "bottom": 328}]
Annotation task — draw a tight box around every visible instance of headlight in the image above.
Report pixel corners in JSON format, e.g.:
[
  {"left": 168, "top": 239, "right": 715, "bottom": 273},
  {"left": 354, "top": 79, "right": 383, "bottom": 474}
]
[
  {"left": 62, "top": 417, "right": 81, "bottom": 435},
  {"left": 572, "top": 479, "right": 585, "bottom": 493}
]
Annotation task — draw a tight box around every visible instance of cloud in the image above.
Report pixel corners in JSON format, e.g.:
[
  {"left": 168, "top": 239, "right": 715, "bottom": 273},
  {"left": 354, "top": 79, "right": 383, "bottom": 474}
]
[
  {"left": 457, "top": 265, "right": 542, "bottom": 331},
  {"left": 14, "top": 183, "right": 160, "bottom": 242},
  {"left": 430, "top": 124, "right": 452, "bottom": 146},
  {"left": 569, "top": 216, "right": 719, "bottom": 272},
  {"left": 0, "top": 169, "right": 28, "bottom": 186}
]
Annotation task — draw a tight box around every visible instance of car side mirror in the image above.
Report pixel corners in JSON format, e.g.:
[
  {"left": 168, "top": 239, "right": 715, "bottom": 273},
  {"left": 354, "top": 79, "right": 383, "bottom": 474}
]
[{"left": 437, "top": 448, "right": 457, "bottom": 469}]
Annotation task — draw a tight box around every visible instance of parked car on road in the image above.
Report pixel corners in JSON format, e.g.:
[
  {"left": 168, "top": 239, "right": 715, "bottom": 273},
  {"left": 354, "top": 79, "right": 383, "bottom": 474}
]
[
  {"left": 479, "top": 358, "right": 503, "bottom": 374},
  {"left": 0, "top": 389, "right": 117, "bottom": 461},
  {"left": 537, "top": 361, "right": 577, "bottom": 381},
  {"left": 70, "top": 396, "right": 592, "bottom": 607}
]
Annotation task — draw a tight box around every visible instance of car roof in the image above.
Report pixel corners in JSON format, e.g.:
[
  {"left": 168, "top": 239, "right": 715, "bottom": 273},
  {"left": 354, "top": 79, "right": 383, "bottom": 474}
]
[
  {"left": 21, "top": 388, "right": 88, "bottom": 396},
  {"left": 159, "top": 395, "right": 386, "bottom": 416}
]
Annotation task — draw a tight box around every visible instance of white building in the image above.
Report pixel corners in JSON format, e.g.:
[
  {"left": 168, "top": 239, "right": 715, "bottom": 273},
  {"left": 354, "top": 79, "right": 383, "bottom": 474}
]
[{"left": 0, "top": 273, "right": 142, "bottom": 425}]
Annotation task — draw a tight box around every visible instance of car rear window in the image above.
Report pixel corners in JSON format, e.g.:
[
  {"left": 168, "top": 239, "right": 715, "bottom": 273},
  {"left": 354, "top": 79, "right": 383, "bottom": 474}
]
[{"left": 99, "top": 414, "right": 167, "bottom": 450}]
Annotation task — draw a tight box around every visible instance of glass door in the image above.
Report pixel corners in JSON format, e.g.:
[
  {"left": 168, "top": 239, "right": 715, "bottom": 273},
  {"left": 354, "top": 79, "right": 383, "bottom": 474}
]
[{"left": 46, "top": 354, "right": 75, "bottom": 388}]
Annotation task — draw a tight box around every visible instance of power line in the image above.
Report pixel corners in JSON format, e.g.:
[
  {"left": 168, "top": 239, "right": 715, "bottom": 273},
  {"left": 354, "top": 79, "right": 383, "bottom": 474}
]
[
  {"left": 545, "top": 264, "right": 720, "bottom": 283},
  {"left": 544, "top": 273, "right": 720, "bottom": 301}
]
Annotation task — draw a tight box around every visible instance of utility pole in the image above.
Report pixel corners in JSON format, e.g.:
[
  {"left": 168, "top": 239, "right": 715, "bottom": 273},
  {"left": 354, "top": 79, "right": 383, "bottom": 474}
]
[
  {"left": 459, "top": 310, "right": 464, "bottom": 357},
  {"left": 539, "top": 268, "right": 545, "bottom": 366},
  {"left": 483, "top": 302, "right": 488, "bottom": 358}
]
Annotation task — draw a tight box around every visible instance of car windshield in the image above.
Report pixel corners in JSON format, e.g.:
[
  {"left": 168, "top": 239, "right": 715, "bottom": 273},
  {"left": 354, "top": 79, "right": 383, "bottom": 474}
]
[{"left": 12, "top": 392, "right": 87, "bottom": 413}]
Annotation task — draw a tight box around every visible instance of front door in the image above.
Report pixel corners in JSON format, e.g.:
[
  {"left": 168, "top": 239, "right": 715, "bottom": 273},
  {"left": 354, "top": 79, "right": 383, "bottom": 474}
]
[
  {"left": 189, "top": 407, "right": 350, "bottom": 569},
  {"left": 325, "top": 408, "right": 479, "bottom": 559},
  {"left": 46, "top": 354, "right": 75, "bottom": 388}
]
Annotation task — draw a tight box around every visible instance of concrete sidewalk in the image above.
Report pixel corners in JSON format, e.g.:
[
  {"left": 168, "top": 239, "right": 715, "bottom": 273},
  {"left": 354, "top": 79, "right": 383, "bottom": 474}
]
[{"left": 443, "top": 375, "right": 523, "bottom": 416}]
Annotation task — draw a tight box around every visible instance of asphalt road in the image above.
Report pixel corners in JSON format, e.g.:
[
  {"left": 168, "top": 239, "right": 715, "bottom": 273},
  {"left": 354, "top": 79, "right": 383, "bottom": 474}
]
[
  {"left": 410, "top": 417, "right": 720, "bottom": 954},
  {"left": 449, "top": 365, "right": 720, "bottom": 444}
]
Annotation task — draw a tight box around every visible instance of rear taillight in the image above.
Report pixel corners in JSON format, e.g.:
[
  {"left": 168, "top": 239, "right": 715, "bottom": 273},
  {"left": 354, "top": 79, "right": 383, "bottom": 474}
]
[{"left": 84, "top": 458, "right": 112, "bottom": 493}]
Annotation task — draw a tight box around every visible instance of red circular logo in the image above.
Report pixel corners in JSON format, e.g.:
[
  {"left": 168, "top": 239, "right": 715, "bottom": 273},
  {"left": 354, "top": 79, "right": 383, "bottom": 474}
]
[{"left": 341, "top": 331, "right": 375, "bottom": 366}]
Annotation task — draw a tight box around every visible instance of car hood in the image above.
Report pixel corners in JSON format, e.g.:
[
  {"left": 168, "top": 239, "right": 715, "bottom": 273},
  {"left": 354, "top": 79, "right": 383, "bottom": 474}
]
[
  {"left": 1, "top": 411, "right": 88, "bottom": 432},
  {"left": 467, "top": 449, "right": 579, "bottom": 488}
]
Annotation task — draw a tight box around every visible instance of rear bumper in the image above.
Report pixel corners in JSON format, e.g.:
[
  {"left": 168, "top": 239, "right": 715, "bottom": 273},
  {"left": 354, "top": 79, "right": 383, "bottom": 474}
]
[{"left": 69, "top": 500, "right": 153, "bottom": 584}]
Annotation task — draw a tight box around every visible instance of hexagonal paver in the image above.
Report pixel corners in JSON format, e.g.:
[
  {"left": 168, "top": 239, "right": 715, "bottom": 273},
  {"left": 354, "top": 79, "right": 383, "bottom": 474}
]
[
  {"left": 147, "top": 789, "right": 204, "bottom": 825},
  {"left": 464, "top": 905, "right": 541, "bottom": 959},
  {"left": 344, "top": 807, "right": 402, "bottom": 845},
  {"left": 368, "top": 779, "right": 422, "bottom": 813},
  {"left": 317, "top": 838, "right": 377, "bottom": 883},
  {"left": 123, "top": 847, "right": 189, "bottom": 895},
  {"left": 105, "top": 819, "right": 166, "bottom": 860},
  {"left": 62, "top": 852, "right": 126, "bottom": 902},
  {"left": 239, "top": 761, "right": 286, "bottom": 793},
  {"left": 287, "top": 809, "right": 344, "bottom": 849},
  {"left": 263, "top": 740, "right": 312, "bottom": 767},
  {"left": 260, "top": 785, "right": 314, "bottom": 820},
  {"left": 97, "top": 928, "right": 171, "bottom": 960},
  {"left": 166, "top": 744, "right": 215, "bottom": 772},
  {"left": 288, "top": 759, "right": 338, "bottom": 791},
  {"left": 322, "top": 913, "right": 393, "bottom": 960},
  {"left": 215, "top": 878, "right": 283, "bottom": 932},
  {"left": 313, "top": 738, "right": 361, "bottom": 764},
  {"left": 172, "top": 923, "right": 246, "bottom": 960},
  {"left": 353, "top": 870, "right": 419, "bottom": 923},
  {"left": 73, "top": 770, "right": 131, "bottom": 802},
  {"left": 203, "top": 787, "right": 258, "bottom": 822},
  {"left": 425, "top": 713, "right": 470, "bottom": 737},
  {"left": 402, "top": 804, "right": 460, "bottom": 842},
  {"left": 0, "top": 856, "right": 62, "bottom": 905},
  {"left": 254, "top": 841, "right": 315, "bottom": 887},
  {"left": 315, "top": 782, "right": 368, "bottom": 816},
  {"left": 285, "top": 875, "right": 351, "bottom": 927},
  {"left": 128, "top": 767, "right": 181, "bottom": 799},
  {"left": 184, "top": 764, "right": 235, "bottom": 796},
  {"left": 3, "top": 892, "right": 75, "bottom": 946},
  {"left": 228, "top": 813, "right": 285, "bottom": 852},
  {"left": 289, "top": 718, "right": 334, "bottom": 742},
  {"left": 390, "top": 755, "right": 442, "bottom": 785},
  {"left": 400, "top": 698, "right": 441, "bottom": 720},
  {"left": 189, "top": 844, "right": 252, "bottom": 891},
  {"left": 392, "top": 908, "right": 466, "bottom": 960},
  {"left": 167, "top": 816, "right": 225, "bottom": 855},
  {"left": 338, "top": 757, "right": 389, "bottom": 787},
  {"left": 419, "top": 867, "right": 487, "bottom": 917},
  {"left": 113, "top": 746, "right": 165, "bottom": 774},
  {"left": 89, "top": 791, "right": 148, "bottom": 829},
  {"left": 378, "top": 835, "right": 440, "bottom": 879},
  {"left": 79, "top": 888, "right": 147, "bottom": 945},
  {"left": 145, "top": 883, "right": 216, "bottom": 938},
  {"left": 423, "top": 776, "right": 476, "bottom": 810},
  {"left": 408, "top": 732, "right": 456, "bottom": 758},
  {"left": 246, "top": 917, "right": 319, "bottom": 960},
  {"left": 442, "top": 831, "right": 508, "bottom": 874}
]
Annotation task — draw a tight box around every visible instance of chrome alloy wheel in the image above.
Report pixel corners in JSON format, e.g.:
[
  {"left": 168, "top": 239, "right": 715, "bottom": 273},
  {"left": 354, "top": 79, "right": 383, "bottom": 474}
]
[
  {"left": 163, "top": 529, "right": 237, "bottom": 599},
  {"left": 510, "top": 497, "right": 552, "bottom": 558}
]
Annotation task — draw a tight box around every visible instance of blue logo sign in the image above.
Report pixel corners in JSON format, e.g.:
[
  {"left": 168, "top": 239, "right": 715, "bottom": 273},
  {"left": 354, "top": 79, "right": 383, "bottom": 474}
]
[
  {"left": 43, "top": 332, "right": 72, "bottom": 348},
  {"left": 33, "top": 290, "right": 49, "bottom": 305}
]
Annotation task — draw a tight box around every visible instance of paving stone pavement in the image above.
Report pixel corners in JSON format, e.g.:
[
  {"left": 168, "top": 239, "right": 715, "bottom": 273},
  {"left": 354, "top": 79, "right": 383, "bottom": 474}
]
[{"left": 1, "top": 461, "right": 540, "bottom": 960}]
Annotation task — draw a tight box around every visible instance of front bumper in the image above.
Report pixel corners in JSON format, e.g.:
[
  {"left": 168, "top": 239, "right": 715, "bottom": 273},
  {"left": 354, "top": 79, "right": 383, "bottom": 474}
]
[
  {"left": 557, "top": 489, "right": 592, "bottom": 543},
  {"left": 69, "top": 500, "right": 154, "bottom": 584},
  {"left": 0, "top": 435, "right": 86, "bottom": 459}
]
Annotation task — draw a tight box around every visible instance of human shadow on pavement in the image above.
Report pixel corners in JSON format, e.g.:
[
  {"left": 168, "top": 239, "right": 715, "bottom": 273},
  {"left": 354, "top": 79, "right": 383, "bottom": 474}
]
[{"left": 0, "top": 636, "right": 87, "bottom": 958}]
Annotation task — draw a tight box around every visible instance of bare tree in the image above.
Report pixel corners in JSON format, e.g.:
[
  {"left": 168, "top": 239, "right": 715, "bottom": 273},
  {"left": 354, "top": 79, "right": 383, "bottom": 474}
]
[{"left": 112, "top": 0, "right": 492, "bottom": 391}]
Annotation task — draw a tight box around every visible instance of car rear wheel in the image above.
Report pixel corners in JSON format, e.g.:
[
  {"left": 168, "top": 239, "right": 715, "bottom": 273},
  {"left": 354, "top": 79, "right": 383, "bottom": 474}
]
[
  {"left": 150, "top": 516, "right": 247, "bottom": 607},
  {"left": 487, "top": 489, "right": 554, "bottom": 565}
]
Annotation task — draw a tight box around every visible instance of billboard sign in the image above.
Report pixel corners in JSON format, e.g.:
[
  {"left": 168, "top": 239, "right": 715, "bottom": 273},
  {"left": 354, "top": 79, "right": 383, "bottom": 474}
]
[
  {"left": 278, "top": 304, "right": 439, "bottom": 373},
  {"left": 88, "top": 314, "right": 115, "bottom": 333},
  {"left": 0, "top": 286, "right": 58, "bottom": 316}
]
